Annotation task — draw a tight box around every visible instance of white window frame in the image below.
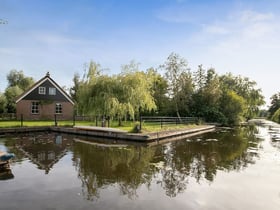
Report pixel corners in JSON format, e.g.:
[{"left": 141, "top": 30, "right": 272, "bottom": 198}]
[
  {"left": 38, "top": 86, "right": 46, "bottom": 95},
  {"left": 49, "top": 87, "right": 56, "bottom": 95},
  {"left": 31, "top": 101, "right": 39, "bottom": 114}
]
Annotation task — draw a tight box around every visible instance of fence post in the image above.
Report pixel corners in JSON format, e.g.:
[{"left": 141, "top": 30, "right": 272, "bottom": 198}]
[
  {"left": 161, "top": 118, "right": 163, "bottom": 128},
  {"left": 140, "top": 116, "right": 142, "bottom": 131},
  {"left": 96, "top": 116, "right": 98, "bottom": 126},
  {"left": 21, "top": 114, "right": 23, "bottom": 127},
  {"left": 107, "top": 116, "right": 110, "bottom": 127},
  {"left": 54, "top": 114, "right": 57, "bottom": 126}
]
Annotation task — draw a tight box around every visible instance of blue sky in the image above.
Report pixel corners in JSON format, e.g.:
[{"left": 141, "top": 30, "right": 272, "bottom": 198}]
[{"left": 1, "top": 0, "right": 280, "bottom": 106}]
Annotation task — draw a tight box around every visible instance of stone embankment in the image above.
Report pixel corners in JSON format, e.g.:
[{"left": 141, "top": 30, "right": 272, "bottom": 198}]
[{"left": 0, "top": 125, "right": 215, "bottom": 143}]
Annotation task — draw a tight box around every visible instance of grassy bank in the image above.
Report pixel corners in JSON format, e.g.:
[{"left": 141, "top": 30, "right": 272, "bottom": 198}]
[{"left": 0, "top": 120, "right": 200, "bottom": 133}]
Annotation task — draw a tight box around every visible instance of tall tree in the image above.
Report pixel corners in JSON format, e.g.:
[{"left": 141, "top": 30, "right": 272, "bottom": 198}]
[
  {"left": 145, "top": 68, "right": 169, "bottom": 115},
  {"left": 219, "top": 73, "right": 264, "bottom": 121},
  {"left": 4, "top": 70, "right": 34, "bottom": 113},
  {"left": 161, "top": 52, "right": 190, "bottom": 118},
  {"left": 73, "top": 61, "right": 156, "bottom": 124},
  {"left": 7, "top": 69, "right": 34, "bottom": 91}
]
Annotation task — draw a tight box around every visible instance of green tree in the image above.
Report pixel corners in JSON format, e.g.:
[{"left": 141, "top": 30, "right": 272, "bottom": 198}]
[
  {"left": 268, "top": 92, "right": 280, "bottom": 118},
  {"left": 219, "top": 90, "right": 246, "bottom": 125},
  {"left": 191, "top": 67, "right": 222, "bottom": 122},
  {"left": 144, "top": 68, "right": 169, "bottom": 115},
  {"left": 219, "top": 73, "right": 264, "bottom": 121},
  {"left": 73, "top": 61, "right": 156, "bottom": 124},
  {"left": 4, "top": 70, "right": 34, "bottom": 113},
  {"left": 7, "top": 69, "right": 34, "bottom": 91},
  {"left": 4, "top": 86, "right": 23, "bottom": 113},
  {"left": 271, "top": 108, "right": 280, "bottom": 123},
  {"left": 0, "top": 93, "right": 7, "bottom": 113},
  {"left": 161, "top": 52, "right": 190, "bottom": 118}
]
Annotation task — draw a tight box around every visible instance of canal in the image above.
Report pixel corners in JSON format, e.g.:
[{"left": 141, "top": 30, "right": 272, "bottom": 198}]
[{"left": 0, "top": 121, "right": 280, "bottom": 210}]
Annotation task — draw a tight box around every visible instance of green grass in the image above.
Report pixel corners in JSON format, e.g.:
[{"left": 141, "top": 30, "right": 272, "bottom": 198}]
[{"left": 0, "top": 120, "right": 201, "bottom": 133}]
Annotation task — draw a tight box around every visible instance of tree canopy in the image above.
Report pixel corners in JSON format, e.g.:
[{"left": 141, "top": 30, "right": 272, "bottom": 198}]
[
  {"left": 70, "top": 55, "right": 264, "bottom": 126},
  {"left": 1, "top": 54, "right": 265, "bottom": 126},
  {"left": 2, "top": 70, "right": 34, "bottom": 113}
]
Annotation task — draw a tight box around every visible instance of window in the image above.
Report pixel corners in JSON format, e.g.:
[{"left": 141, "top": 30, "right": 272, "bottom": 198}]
[
  {"left": 31, "top": 101, "right": 39, "bottom": 114},
  {"left": 55, "top": 103, "right": 62, "bottom": 114},
  {"left": 38, "top": 87, "right": 46, "bottom": 95},
  {"left": 49, "top": 87, "right": 56, "bottom": 95}
]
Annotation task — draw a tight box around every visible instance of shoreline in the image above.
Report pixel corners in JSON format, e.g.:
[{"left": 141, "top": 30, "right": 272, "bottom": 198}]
[{"left": 0, "top": 125, "right": 216, "bottom": 143}]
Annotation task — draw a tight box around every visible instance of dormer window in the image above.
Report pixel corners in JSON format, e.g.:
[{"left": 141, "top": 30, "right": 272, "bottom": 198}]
[
  {"left": 38, "top": 87, "right": 46, "bottom": 95},
  {"left": 49, "top": 87, "right": 56, "bottom": 95}
]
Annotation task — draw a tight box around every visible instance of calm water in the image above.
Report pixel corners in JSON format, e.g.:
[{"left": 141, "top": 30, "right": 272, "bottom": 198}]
[{"left": 1, "top": 122, "right": 280, "bottom": 210}]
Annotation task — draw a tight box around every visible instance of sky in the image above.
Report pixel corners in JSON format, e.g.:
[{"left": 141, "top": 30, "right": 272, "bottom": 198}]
[{"left": 1, "top": 0, "right": 280, "bottom": 106}]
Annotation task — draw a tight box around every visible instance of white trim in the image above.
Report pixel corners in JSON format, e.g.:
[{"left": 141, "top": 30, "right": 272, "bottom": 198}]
[
  {"left": 16, "top": 77, "right": 74, "bottom": 105},
  {"left": 38, "top": 86, "right": 46, "bottom": 95}
]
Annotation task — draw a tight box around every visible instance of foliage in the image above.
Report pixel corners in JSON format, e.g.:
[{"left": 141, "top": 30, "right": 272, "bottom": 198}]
[
  {"left": 271, "top": 108, "right": 280, "bottom": 123},
  {"left": 268, "top": 92, "right": 280, "bottom": 118},
  {"left": 219, "top": 90, "right": 246, "bottom": 125},
  {"left": 6, "top": 69, "right": 34, "bottom": 91},
  {"left": 0, "top": 93, "right": 7, "bottom": 113},
  {"left": 74, "top": 61, "right": 156, "bottom": 124},
  {"left": 2, "top": 70, "right": 34, "bottom": 113},
  {"left": 4, "top": 86, "right": 23, "bottom": 113},
  {"left": 160, "top": 52, "right": 191, "bottom": 118}
]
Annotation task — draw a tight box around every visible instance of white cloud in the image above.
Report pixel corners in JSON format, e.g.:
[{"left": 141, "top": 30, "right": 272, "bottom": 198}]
[{"left": 189, "top": 9, "right": 280, "bottom": 104}]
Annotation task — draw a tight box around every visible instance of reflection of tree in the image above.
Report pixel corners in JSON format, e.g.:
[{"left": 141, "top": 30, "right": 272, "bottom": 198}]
[
  {"left": 72, "top": 126, "right": 263, "bottom": 200},
  {"left": 72, "top": 142, "right": 156, "bottom": 201},
  {"left": 152, "top": 126, "right": 262, "bottom": 197},
  {"left": 72, "top": 127, "right": 263, "bottom": 200}
]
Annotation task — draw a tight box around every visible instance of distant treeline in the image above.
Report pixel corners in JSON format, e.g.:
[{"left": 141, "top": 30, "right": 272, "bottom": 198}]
[{"left": 0, "top": 52, "right": 270, "bottom": 126}]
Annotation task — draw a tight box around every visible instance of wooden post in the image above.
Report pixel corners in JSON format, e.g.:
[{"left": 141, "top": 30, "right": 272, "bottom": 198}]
[
  {"left": 54, "top": 114, "right": 57, "bottom": 126},
  {"left": 73, "top": 114, "right": 76, "bottom": 126},
  {"left": 107, "top": 116, "right": 110, "bottom": 127},
  {"left": 96, "top": 116, "right": 98, "bottom": 126},
  {"left": 21, "top": 114, "right": 23, "bottom": 127},
  {"left": 140, "top": 116, "right": 142, "bottom": 131}
]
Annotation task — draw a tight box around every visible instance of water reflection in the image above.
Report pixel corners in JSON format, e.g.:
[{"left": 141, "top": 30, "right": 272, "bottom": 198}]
[
  {"left": 72, "top": 126, "right": 262, "bottom": 199},
  {"left": 6, "top": 132, "right": 73, "bottom": 174},
  {"left": 0, "top": 126, "right": 265, "bottom": 201}
]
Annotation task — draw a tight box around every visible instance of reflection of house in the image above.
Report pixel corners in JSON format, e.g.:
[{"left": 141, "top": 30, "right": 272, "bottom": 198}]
[
  {"left": 16, "top": 133, "right": 72, "bottom": 174},
  {"left": 16, "top": 72, "right": 74, "bottom": 120}
]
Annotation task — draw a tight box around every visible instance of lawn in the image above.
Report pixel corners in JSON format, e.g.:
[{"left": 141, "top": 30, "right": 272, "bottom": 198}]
[{"left": 0, "top": 120, "right": 199, "bottom": 133}]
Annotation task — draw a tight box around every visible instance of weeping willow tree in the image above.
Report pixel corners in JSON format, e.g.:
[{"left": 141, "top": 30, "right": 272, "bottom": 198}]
[{"left": 74, "top": 61, "right": 156, "bottom": 124}]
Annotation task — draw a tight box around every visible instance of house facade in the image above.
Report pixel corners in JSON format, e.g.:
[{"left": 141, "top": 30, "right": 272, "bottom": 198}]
[{"left": 16, "top": 72, "right": 74, "bottom": 120}]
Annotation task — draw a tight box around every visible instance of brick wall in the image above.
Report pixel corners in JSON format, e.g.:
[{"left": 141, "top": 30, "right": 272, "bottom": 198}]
[{"left": 16, "top": 100, "right": 74, "bottom": 120}]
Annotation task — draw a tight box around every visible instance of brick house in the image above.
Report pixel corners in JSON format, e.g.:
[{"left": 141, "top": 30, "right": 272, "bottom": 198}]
[{"left": 16, "top": 72, "right": 74, "bottom": 120}]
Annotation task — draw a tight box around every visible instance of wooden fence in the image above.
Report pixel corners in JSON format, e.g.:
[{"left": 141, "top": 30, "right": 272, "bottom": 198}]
[{"left": 140, "top": 116, "right": 199, "bottom": 130}]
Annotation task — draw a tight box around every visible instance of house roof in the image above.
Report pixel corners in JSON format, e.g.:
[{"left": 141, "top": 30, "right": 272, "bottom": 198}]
[{"left": 15, "top": 72, "right": 74, "bottom": 105}]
